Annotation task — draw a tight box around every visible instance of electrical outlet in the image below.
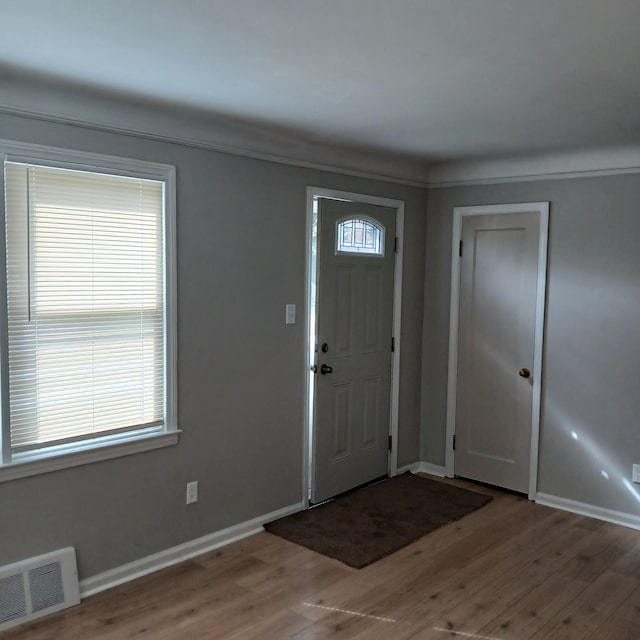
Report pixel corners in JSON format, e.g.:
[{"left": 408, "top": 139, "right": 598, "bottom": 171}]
[
  {"left": 186, "top": 481, "right": 198, "bottom": 504},
  {"left": 633, "top": 465, "right": 640, "bottom": 484}
]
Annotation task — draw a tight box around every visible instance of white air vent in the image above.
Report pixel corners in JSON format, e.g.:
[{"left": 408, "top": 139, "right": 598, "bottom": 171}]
[{"left": 0, "top": 547, "right": 79, "bottom": 632}]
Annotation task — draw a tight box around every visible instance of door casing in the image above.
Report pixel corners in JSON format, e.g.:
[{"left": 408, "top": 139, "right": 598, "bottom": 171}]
[
  {"left": 304, "top": 187, "right": 404, "bottom": 507},
  {"left": 445, "top": 202, "right": 549, "bottom": 500}
]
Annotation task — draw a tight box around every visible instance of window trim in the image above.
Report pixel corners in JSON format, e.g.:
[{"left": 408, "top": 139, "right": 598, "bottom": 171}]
[{"left": 0, "top": 139, "right": 178, "bottom": 482}]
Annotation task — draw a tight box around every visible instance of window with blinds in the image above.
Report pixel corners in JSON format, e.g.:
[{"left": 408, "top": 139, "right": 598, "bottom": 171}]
[{"left": 2, "top": 153, "right": 175, "bottom": 468}]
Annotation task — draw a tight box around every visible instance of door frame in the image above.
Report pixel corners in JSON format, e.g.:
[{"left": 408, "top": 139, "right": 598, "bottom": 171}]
[
  {"left": 303, "top": 187, "right": 404, "bottom": 507},
  {"left": 445, "top": 202, "right": 549, "bottom": 499}
]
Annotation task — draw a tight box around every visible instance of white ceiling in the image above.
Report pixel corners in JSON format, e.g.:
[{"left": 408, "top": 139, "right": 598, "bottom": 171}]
[{"left": 1, "top": 0, "right": 639, "bottom": 166}]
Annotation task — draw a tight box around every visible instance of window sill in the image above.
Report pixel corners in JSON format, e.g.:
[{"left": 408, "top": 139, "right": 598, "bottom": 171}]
[{"left": 0, "top": 430, "right": 181, "bottom": 484}]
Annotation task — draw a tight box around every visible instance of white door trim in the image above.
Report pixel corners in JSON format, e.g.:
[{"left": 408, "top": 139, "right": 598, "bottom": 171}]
[
  {"left": 304, "top": 187, "right": 404, "bottom": 506},
  {"left": 445, "top": 202, "right": 549, "bottom": 499}
]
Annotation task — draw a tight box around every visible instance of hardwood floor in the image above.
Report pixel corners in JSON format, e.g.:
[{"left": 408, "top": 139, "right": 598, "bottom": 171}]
[{"left": 5, "top": 475, "right": 640, "bottom": 639}]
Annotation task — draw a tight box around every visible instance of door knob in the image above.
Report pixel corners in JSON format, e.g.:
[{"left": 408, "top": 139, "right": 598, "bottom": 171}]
[
  {"left": 518, "top": 368, "right": 531, "bottom": 378},
  {"left": 320, "top": 364, "right": 333, "bottom": 375}
]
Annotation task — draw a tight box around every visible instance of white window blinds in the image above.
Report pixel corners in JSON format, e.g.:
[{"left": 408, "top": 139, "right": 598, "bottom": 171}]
[{"left": 4, "top": 162, "right": 166, "bottom": 452}]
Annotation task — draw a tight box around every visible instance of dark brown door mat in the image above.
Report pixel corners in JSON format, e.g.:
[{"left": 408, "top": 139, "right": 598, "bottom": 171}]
[{"left": 264, "top": 473, "right": 492, "bottom": 569}]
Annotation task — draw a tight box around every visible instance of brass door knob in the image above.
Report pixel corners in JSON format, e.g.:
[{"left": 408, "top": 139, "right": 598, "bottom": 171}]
[{"left": 518, "top": 368, "right": 531, "bottom": 378}]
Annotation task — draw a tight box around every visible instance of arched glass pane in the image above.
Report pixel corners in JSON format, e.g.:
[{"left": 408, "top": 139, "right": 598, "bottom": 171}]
[{"left": 336, "top": 218, "right": 384, "bottom": 255}]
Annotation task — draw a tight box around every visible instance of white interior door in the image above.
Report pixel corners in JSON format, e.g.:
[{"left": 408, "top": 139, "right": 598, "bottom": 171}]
[
  {"left": 312, "top": 199, "right": 396, "bottom": 503},
  {"left": 454, "top": 208, "right": 545, "bottom": 494}
]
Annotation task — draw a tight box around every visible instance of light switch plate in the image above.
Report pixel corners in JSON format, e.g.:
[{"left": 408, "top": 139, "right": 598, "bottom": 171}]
[
  {"left": 186, "top": 481, "right": 198, "bottom": 504},
  {"left": 285, "top": 304, "right": 296, "bottom": 325},
  {"left": 633, "top": 465, "right": 640, "bottom": 484}
]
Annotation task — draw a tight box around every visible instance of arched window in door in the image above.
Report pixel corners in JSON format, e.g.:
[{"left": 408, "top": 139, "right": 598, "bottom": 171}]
[{"left": 336, "top": 217, "right": 385, "bottom": 256}]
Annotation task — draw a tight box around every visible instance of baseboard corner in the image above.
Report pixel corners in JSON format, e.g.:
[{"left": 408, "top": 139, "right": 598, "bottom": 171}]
[{"left": 397, "top": 461, "right": 446, "bottom": 477}]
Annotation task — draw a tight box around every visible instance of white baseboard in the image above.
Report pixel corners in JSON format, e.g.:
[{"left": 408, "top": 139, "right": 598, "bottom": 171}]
[
  {"left": 79, "top": 500, "right": 304, "bottom": 598},
  {"left": 397, "top": 461, "right": 447, "bottom": 477},
  {"left": 536, "top": 493, "right": 640, "bottom": 531}
]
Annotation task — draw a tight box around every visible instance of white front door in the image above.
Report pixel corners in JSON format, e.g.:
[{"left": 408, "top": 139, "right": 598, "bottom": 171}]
[
  {"left": 453, "top": 206, "right": 547, "bottom": 494},
  {"left": 312, "top": 198, "right": 396, "bottom": 503}
]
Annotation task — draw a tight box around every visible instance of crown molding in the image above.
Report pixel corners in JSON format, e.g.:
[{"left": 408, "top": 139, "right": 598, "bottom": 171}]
[
  {"left": 4, "top": 71, "right": 639, "bottom": 191},
  {"left": 427, "top": 146, "right": 640, "bottom": 188},
  {"left": 0, "top": 70, "right": 430, "bottom": 188}
]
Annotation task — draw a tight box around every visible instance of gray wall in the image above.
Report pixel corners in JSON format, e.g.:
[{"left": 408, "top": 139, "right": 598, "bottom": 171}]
[
  {"left": 0, "top": 112, "right": 427, "bottom": 579},
  {"left": 422, "top": 174, "right": 640, "bottom": 515}
]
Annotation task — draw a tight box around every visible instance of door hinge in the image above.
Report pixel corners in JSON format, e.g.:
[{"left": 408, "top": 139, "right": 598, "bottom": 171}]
[
  {"left": 391, "top": 336, "right": 395, "bottom": 353},
  {"left": 459, "top": 240, "right": 463, "bottom": 257},
  {"left": 394, "top": 237, "right": 399, "bottom": 253},
  {"left": 453, "top": 434, "right": 456, "bottom": 450},
  {"left": 389, "top": 435, "right": 393, "bottom": 451}
]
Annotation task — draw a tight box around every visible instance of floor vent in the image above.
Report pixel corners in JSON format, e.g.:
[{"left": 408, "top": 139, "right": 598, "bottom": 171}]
[{"left": 0, "top": 547, "right": 79, "bottom": 632}]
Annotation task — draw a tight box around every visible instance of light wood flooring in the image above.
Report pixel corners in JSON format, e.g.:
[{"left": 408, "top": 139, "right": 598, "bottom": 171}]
[{"left": 5, "top": 475, "right": 640, "bottom": 639}]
